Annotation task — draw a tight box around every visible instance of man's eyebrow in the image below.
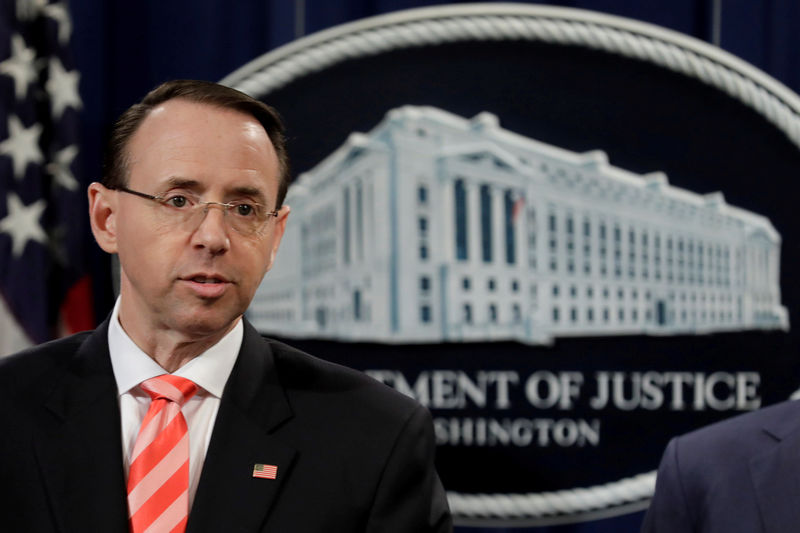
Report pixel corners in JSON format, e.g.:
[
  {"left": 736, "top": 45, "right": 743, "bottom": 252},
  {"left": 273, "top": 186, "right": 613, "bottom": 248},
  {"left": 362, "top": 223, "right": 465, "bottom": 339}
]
[
  {"left": 229, "top": 186, "right": 267, "bottom": 202},
  {"left": 164, "top": 176, "right": 202, "bottom": 190}
]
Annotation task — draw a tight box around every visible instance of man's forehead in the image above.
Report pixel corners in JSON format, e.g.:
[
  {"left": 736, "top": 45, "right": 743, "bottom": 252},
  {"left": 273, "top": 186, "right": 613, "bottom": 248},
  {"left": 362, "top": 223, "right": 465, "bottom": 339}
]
[
  {"left": 126, "top": 99, "right": 280, "bottom": 199},
  {"left": 127, "top": 98, "right": 276, "bottom": 162},
  {"left": 140, "top": 98, "right": 266, "bottom": 134}
]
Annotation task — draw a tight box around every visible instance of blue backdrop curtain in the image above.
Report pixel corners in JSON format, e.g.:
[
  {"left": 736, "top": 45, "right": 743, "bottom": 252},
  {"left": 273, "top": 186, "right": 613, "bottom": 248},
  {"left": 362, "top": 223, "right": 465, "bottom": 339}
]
[{"left": 62, "top": 1, "right": 800, "bottom": 531}]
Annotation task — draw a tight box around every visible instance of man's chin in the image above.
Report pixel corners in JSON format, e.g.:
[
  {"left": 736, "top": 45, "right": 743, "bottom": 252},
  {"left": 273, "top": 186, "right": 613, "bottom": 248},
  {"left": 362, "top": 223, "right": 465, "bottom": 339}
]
[{"left": 170, "top": 308, "right": 242, "bottom": 340}]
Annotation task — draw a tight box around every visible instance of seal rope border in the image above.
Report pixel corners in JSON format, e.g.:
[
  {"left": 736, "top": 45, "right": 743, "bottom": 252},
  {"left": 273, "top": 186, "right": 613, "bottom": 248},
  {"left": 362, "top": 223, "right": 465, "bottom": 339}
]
[
  {"left": 222, "top": 3, "right": 800, "bottom": 525},
  {"left": 223, "top": 3, "right": 800, "bottom": 150}
]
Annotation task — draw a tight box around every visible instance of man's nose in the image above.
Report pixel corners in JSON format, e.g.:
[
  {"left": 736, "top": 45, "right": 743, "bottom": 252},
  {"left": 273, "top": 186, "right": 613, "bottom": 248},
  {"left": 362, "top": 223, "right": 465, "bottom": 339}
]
[{"left": 191, "top": 204, "right": 230, "bottom": 254}]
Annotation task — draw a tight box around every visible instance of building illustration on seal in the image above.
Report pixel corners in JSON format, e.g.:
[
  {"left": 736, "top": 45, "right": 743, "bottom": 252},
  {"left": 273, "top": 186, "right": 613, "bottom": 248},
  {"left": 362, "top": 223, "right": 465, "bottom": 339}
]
[{"left": 247, "top": 106, "right": 788, "bottom": 344}]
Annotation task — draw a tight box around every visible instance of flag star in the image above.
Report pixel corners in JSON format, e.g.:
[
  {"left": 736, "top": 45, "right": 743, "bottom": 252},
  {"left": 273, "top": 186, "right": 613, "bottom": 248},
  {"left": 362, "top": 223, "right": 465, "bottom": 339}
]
[
  {"left": 46, "top": 57, "right": 82, "bottom": 120},
  {"left": 0, "top": 193, "right": 47, "bottom": 258},
  {"left": 46, "top": 144, "right": 79, "bottom": 191},
  {"left": 0, "top": 34, "right": 38, "bottom": 100},
  {"left": 42, "top": 2, "right": 72, "bottom": 45},
  {"left": 0, "top": 115, "right": 44, "bottom": 180}
]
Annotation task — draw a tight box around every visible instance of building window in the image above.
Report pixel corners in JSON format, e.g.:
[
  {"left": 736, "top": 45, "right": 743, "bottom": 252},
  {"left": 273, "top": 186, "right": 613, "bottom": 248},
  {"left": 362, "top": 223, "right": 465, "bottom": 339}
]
[
  {"left": 343, "top": 187, "right": 351, "bottom": 265},
  {"left": 353, "top": 290, "right": 361, "bottom": 321},
  {"left": 504, "top": 190, "right": 517, "bottom": 264},
  {"left": 552, "top": 307, "right": 560, "bottom": 322},
  {"left": 419, "top": 276, "right": 430, "bottom": 293},
  {"left": 489, "top": 304, "right": 498, "bottom": 323},
  {"left": 454, "top": 179, "right": 468, "bottom": 260},
  {"left": 488, "top": 278, "right": 496, "bottom": 291},
  {"left": 463, "top": 304, "right": 472, "bottom": 324},
  {"left": 356, "top": 181, "right": 364, "bottom": 261},
  {"left": 419, "top": 245, "right": 428, "bottom": 260},
  {"left": 462, "top": 277, "right": 471, "bottom": 290},
  {"left": 418, "top": 185, "right": 428, "bottom": 205},
  {"left": 481, "top": 184, "right": 493, "bottom": 263},
  {"left": 420, "top": 305, "right": 431, "bottom": 323},
  {"left": 418, "top": 216, "right": 428, "bottom": 237},
  {"left": 511, "top": 280, "right": 519, "bottom": 292},
  {"left": 512, "top": 304, "right": 521, "bottom": 323}
]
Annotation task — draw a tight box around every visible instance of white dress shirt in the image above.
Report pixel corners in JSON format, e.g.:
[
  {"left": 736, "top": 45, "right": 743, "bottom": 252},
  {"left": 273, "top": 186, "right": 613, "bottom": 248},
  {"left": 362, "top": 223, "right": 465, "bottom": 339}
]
[{"left": 107, "top": 297, "right": 241, "bottom": 508}]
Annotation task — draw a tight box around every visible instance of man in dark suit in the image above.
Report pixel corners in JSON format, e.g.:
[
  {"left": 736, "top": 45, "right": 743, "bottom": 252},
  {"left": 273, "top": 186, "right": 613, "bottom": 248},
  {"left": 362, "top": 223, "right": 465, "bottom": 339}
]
[
  {"left": 0, "top": 80, "right": 452, "bottom": 532},
  {"left": 641, "top": 400, "right": 800, "bottom": 532}
]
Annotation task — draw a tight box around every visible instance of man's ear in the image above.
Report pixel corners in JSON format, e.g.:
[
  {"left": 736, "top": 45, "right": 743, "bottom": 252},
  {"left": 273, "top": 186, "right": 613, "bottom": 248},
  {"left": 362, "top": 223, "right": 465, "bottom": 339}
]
[
  {"left": 88, "top": 182, "right": 118, "bottom": 253},
  {"left": 266, "top": 204, "right": 290, "bottom": 271}
]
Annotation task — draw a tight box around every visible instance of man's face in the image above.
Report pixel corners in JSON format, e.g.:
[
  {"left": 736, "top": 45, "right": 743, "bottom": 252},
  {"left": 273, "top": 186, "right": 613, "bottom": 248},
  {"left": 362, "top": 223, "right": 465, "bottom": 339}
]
[{"left": 110, "top": 99, "right": 288, "bottom": 340}]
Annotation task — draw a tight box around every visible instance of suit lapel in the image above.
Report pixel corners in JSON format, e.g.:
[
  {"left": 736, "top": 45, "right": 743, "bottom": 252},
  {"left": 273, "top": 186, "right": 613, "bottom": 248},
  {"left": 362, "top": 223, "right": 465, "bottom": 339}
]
[
  {"left": 34, "top": 321, "right": 129, "bottom": 532},
  {"left": 187, "top": 320, "right": 296, "bottom": 533},
  {"left": 749, "top": 411, "right": 800, "bottom": 533}
]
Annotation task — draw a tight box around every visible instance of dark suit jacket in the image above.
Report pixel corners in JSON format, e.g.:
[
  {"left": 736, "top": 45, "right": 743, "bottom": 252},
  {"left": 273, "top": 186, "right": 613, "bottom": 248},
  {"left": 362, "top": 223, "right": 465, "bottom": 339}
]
[
  {"left": 641, "top": 400, "right": 800, "bottom": 533},
  {"left": 0, "top": 319, "right": 452, "bottom": 532}
]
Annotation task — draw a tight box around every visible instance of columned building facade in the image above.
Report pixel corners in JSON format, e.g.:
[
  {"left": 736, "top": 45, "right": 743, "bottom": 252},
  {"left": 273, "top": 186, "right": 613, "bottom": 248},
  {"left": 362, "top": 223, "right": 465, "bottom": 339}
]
[{"left": 248, "top": 106, "right": 787, "bottom": 344}]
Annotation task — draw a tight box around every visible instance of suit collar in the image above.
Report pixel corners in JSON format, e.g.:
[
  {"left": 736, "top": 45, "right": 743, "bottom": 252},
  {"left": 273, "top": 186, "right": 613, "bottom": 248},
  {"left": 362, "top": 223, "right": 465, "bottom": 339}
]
[
  {"left": 36, "top": 320, "right": 130, "bottom": 532},
  {"left": 750, "top": 403, "right": 800, "bottom": 533},
  {"left": 187, "top": 319, "right": 296, "bottom": 533}
]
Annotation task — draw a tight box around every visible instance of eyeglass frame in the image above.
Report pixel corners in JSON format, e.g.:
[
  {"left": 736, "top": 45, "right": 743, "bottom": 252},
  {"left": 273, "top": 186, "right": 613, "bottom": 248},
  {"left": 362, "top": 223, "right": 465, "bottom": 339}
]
[{"left": 114, "top": 185, "right": 280, "bottom": 236}]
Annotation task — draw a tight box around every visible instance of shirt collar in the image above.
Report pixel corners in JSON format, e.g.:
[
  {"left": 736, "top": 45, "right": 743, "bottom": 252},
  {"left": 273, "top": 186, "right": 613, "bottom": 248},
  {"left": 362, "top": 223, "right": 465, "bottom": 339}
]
[{"left": 107, "top": 297, "right": 242, "bottom": 398}]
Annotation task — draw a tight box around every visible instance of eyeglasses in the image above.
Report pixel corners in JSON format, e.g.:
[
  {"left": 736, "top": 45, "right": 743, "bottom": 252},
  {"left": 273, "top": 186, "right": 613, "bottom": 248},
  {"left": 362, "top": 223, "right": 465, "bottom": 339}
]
[{"left": 116, "top": 186, "right": 279, "bottom": 236}]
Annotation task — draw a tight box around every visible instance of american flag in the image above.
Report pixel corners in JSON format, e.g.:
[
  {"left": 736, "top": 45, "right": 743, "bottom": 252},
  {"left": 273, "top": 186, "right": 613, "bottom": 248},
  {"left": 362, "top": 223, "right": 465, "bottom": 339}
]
[
  {"left": 252, "top": 463, "right": 278, "bottom": 480},
  {"left": 0, "top": 0, "right": 94, "bottom": 356}
]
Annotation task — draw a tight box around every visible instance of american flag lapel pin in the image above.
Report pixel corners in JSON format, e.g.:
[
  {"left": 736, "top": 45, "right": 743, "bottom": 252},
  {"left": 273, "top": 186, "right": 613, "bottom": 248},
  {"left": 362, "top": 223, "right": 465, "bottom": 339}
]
[{"left": 252, "top": 463, "right": 278, "bottom": 480}]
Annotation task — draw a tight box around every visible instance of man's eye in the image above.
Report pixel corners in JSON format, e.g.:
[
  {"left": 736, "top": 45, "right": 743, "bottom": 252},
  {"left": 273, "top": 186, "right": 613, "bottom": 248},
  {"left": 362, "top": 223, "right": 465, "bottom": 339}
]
[
  {"left": 166, "top": 196, "right": 188, "bottom": 208},
  {"left": 235, "top": 203, "right": 255, "bottom": 216}
]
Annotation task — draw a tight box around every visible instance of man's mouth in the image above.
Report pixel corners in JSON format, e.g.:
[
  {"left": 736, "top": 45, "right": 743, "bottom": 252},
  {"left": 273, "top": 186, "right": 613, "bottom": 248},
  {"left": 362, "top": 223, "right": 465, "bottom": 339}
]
[
  {"left": 191, "top": 276, "right": 224, "bottom": 284},
  {"left": 181, "top": 274, "right": 232, "bottom": 298}
]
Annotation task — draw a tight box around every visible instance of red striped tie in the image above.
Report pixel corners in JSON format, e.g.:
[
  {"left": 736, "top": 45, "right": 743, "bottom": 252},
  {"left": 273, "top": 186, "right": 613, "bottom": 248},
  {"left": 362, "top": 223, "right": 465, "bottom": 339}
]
[{"left": 127, "top": 375, "right": 198, "bottom": 533}]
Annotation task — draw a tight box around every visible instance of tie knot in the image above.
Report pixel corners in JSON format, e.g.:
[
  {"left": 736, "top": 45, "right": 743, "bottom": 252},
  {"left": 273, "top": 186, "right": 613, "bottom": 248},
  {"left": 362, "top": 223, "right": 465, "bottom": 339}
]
[{"left": 140, "top": 375, "right": 197, "bottom": 406}]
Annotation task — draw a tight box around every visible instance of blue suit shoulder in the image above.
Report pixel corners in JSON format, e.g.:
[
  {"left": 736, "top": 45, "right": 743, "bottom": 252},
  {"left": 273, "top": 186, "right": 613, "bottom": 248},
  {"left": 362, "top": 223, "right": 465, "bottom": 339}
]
[{"left": 676, "top": 400, "right": 798, "bottom": 459}]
